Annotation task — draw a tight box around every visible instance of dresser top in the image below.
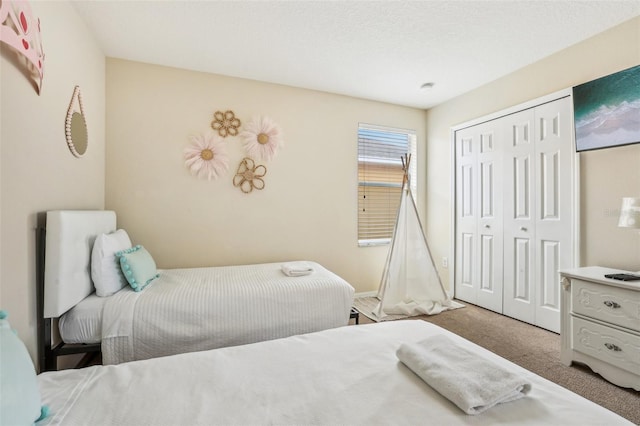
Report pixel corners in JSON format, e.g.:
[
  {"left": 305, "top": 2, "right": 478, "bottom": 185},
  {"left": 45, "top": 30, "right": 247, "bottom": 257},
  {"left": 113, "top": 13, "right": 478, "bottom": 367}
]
[{"left": 560, "top": 266, "right": 640, "bottom": 291}]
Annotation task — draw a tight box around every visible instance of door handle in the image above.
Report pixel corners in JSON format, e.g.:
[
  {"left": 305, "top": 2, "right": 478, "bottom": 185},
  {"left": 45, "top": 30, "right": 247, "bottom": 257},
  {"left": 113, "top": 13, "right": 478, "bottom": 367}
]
[
  {"left": 484, "top": 224, "right": 490, "bottom": 229},
  {"left": 520, "top": 226, "right": 527, "bottom": 232}
]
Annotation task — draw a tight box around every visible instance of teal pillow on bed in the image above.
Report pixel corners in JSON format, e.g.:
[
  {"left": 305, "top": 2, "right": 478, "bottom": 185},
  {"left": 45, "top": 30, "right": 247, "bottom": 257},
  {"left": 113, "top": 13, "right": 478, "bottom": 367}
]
[
  {"left": 116, "top": 245, "right": 159, "bottom": 292},
  {"left": 0, "top": 311, "right": 48, "bottom": 425}
]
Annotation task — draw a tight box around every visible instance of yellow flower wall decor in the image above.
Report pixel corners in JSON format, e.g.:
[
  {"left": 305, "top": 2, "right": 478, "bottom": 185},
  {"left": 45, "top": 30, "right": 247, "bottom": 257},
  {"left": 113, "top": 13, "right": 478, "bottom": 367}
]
[
  {"left": 233, "top": 157, "right": 267, "bottom": 193},
  {"left": 184, "top": 132, "right": 229, "bottom": 180},
  {"left": 240, "top": 115, "right": 283, "bottom": 161},
  {"left": 211, "top": 110, "right": 241, "bottom": 137}
]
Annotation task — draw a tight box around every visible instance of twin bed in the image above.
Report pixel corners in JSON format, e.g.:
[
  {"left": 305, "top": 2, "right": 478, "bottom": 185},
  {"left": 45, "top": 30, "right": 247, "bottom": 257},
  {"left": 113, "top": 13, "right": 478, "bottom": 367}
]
[
  {"left": 38, "top": 210, "right": 355, "bottom": 369},
  {"left": 34, "top": 320, "right": 632, "bottom": 425}
]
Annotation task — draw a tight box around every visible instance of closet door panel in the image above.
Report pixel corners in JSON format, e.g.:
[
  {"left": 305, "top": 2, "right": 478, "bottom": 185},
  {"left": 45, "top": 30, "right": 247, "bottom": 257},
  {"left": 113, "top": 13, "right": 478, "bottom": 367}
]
[
  {"left": 503, "top": 110, "right": 536, "bottom": 324},
  {"left": 454, "top": 122, "right": 503, "bottom": 311},
  {"left": 540, "top": 239, "right": 560, "bottom": 306},
  {"left": 459, "top": 232, "right": 474, "bottom": 291},
  {"left": 476, "top": 127, "right": 503, "bottom": 313},
  {"left": 540, "top": 151, "right": 560, "bottom": 220},
  {"left": 534, "top": 97, "right": 573, "bottom": 333},
  {"left": 513, "top": 238, "right": 532, "bottom": 299},
  {"left": 455, "top": 128, "right": 478, "bottom": 303},
  {"left": 513, "top": 156, "right": 531, "bottom": 218}
]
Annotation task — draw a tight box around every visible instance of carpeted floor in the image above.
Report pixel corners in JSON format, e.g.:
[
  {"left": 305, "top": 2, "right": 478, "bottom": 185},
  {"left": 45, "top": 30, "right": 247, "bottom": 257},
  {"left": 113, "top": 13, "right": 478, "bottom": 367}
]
[{"left": 354, "top": 297, "right": 640, "bottom": 424}]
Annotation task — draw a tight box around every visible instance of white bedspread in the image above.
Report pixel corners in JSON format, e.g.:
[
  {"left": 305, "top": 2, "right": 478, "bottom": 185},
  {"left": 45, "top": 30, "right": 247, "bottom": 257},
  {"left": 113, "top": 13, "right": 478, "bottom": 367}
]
[
  {"left": 38, "top": 321, "right": 632, "bottom": 426},
  {"left": 101, "top": 261, "right": 354, "bottom": 365}
]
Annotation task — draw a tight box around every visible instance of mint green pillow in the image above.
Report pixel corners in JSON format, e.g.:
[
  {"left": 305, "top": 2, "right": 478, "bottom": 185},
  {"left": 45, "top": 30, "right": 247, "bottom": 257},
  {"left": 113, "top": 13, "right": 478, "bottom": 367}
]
[
  {"left": 116, "top": 245, "right": 159, "bottom": 292},
  {"left": 0, "top": 311, "right": 48, "bottom": 425}
]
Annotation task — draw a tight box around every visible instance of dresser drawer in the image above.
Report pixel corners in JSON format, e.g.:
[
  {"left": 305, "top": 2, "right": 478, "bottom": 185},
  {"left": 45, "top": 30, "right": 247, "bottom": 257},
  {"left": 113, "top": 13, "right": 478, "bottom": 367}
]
[
  {"left": 572, "top": 317, "right": 640, "bottom": 375},
  {"left": 571, "top": 279, "right": 640, "bottom": 331}
]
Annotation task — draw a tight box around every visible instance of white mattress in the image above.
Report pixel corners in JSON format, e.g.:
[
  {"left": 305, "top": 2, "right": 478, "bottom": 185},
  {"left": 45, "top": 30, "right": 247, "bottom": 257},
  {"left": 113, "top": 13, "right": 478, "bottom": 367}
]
[
  {"left": 37, "top": 321, "right": 633, "bottom": 426},
  {"left": 100, "top": 261, "right": 354, "bottom": 364},
  {"left": 58, "top": 293, "right": 108, "bottom": 344}
]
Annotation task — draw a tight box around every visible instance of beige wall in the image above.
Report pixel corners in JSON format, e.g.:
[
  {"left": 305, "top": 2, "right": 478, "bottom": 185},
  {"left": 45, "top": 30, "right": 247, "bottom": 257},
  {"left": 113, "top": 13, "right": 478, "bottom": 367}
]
[
  {"left": 0, "top": 1, "right": 105, "bottom": 363},
  {"left": 105, "top": 59, "right": 428, "bottom": 294},
  {"left": 426, "top": 16, "right": 640, "bottom": 291},
  {"left": 3, "top": 5, "right": 638, "bottom": 367}
]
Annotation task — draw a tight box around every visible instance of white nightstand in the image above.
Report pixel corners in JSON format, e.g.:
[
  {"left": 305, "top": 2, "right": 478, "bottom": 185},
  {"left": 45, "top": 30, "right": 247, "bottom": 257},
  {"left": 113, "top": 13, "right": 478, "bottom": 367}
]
[{"left": 560, "top": 266, "right": 640, "bottom": 390}]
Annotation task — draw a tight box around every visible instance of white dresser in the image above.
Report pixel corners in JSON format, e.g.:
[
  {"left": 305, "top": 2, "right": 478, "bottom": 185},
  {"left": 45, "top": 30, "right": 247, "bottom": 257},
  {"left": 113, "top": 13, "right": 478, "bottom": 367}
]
[{"left": 560, "top": 266, "right": 640, "bottom": 390}]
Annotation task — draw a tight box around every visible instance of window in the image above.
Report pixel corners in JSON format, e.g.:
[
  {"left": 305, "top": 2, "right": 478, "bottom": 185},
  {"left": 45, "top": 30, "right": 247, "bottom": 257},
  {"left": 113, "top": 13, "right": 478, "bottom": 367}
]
[{"left": 358, "top": 123, "right": 417, "bottom": 246}]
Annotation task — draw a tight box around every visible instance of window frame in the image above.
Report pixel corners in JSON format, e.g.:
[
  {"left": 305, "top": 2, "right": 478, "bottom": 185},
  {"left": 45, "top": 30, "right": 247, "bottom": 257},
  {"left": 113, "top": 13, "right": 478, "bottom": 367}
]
[{"left": 357, "top": 123, "right": 417, "bottom": 247}]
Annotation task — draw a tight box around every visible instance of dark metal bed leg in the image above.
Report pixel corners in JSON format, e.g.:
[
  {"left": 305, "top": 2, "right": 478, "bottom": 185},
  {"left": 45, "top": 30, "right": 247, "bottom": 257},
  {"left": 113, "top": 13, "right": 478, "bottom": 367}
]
[
  {"left": 43, "top": 318, "right": 57, "bottom": 371},
  {"left": 350, "top": 308, "right": 360, "bottom": 325},
  {"left": 36, "top": 225, "right": 51, "bottom": 373}
]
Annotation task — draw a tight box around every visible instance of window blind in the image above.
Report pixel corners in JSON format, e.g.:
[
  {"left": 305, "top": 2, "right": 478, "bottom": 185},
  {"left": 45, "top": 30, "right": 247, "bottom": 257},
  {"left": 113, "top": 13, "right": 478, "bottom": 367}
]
[{"left": 358, "top": 124, "right": 416, "bottom": 246}]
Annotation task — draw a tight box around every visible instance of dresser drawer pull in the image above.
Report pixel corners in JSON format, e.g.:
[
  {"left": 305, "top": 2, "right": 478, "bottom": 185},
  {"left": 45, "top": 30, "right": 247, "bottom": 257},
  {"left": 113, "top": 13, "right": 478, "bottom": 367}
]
[
  {"left": 603, "top": 300, "right": 621, "bottom": 309},
  {"left": 604, "top": 343, "right": 622, "bottom": 352}
]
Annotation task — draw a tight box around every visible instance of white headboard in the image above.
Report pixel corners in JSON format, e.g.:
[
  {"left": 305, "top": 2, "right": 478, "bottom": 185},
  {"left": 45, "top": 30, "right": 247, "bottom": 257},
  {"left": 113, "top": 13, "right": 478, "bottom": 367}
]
[{"left": 43, "top": 210, "right": 116, "bottom": 318}]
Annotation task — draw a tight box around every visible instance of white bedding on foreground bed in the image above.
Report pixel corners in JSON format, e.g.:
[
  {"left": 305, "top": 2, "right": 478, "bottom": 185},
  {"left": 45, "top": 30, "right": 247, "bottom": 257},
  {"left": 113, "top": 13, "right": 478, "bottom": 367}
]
[
  {"left": 99, "top": 261, "right": 354, "bottom": 364},
  {"left": 37, "top": 321, "right": 632, "bottom": 426}
]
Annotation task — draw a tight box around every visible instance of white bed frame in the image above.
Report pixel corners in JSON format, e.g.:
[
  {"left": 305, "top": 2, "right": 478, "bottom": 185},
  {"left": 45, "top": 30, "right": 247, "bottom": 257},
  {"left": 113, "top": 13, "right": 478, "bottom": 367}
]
[
  {"left": 37, "top": 210, "right": 117, "bottom": 371},
  {"left": 36, "top": 210, "right": 355, "bottom": 371}
]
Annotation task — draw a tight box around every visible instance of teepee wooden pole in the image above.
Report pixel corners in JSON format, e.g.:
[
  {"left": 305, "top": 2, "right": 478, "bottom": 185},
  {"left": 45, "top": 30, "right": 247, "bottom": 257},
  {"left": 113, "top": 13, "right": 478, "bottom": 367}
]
[{"left": 401, "top": 153, "right": 412, "bottom": 188}]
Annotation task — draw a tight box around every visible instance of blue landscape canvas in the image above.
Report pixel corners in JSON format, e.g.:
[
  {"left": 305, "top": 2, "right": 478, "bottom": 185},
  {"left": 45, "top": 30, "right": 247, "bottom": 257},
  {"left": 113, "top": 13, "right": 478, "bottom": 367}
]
[{"left": 573, "top": 64, "right": 640, "bottom": 152}]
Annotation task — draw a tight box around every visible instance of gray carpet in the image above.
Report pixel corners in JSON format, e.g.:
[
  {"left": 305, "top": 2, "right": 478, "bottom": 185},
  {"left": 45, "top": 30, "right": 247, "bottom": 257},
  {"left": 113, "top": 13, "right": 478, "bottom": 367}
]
[{"left": 354, "top": 297, "right": 640, "bottom": 424}]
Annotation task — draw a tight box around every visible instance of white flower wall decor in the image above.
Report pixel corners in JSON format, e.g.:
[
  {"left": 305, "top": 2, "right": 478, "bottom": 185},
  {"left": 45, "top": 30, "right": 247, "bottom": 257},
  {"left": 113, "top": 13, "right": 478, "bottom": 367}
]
[
  {"left": 184, "top": 132, "right": 229, "bottom": 181},
  {"left": 240, "top": 115, "right": 283, "bottom": 161}
]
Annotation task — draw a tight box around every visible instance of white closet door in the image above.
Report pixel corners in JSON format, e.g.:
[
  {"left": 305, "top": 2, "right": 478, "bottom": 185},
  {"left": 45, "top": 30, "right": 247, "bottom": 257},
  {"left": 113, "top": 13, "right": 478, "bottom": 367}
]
[
  {"left": 453, "top": 94, "right": 575, "bottom": 332},
  {"left": 454, "top": 126, "right": 478, "bottom": 304},
  {"left": 476, "top": 123, "right": 503, "bottom": 313},
  {"left": 533, "top": 97, "right": 573, "bottom": 333},
  {"left": 502, "top": 97, "right": 573, "bottom": 332},
  {"left": 502, "top": 109, "right": 536, "bottom": 325},
  {"left": 454, "top": 121, "right": 503, "bottom": 312}
]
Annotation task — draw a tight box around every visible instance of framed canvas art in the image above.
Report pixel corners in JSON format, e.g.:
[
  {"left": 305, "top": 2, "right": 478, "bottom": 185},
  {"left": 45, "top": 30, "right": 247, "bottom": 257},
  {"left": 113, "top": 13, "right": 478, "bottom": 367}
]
[{"left": 573, "top": 64, "right": 640, "bottom": 152}]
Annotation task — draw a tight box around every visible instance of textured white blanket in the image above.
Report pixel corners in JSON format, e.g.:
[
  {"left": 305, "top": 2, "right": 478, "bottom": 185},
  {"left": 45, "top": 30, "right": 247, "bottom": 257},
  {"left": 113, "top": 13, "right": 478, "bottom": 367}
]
[
  {"left": 101, "top": 261, "right": 354, "bottom": 364},
  {"left": 397, "top": 334, "right": 532, "bottom": 414},
  {"left": 39, "top": 321, "right": 632, "bottom": 426}
]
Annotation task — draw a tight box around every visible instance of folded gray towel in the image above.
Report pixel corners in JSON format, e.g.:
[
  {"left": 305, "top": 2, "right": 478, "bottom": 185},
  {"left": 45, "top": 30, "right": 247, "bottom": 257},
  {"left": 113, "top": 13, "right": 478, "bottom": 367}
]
[{"left": 397, "top": 334, "right": 532, "bottom": 415}]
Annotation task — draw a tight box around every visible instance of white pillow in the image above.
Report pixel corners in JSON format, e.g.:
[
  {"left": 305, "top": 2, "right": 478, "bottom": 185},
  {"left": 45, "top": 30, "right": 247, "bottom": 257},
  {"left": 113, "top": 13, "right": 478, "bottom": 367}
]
[{"left": 91, "top": 229, "right": 132, "bottom": 297}]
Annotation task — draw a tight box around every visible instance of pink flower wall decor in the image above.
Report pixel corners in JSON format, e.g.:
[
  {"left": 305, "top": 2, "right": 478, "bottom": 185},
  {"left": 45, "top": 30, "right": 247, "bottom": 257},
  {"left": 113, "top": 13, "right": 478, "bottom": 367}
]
[
  {"left": 240, "top": 116, "right": 283, "bottom": 161},
  {"left": 184, "top": 133, "right": 229, "bottom": 181},
  {"left": 0, "top": 0, "right": 45, "bottom": 94}
]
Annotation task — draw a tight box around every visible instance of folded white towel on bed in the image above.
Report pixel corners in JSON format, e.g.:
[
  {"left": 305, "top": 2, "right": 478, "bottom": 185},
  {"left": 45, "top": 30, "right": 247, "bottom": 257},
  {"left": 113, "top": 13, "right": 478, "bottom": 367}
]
[
  {"left": 281, "top": 262, "right": 315, "bottom": 277},
  {"left": 397, "top": 334, "right": 532, "bottom": 415}
]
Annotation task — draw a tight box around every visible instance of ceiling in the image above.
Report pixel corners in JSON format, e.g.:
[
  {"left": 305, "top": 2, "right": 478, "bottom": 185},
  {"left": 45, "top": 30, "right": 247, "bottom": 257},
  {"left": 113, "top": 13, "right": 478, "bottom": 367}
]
[{"left": 71, "top": 1, "right": 640, "bottom": 109}]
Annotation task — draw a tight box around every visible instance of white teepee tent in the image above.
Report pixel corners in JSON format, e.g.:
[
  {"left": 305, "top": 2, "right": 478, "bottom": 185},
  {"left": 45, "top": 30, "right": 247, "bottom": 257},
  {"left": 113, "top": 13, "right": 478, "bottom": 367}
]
[{"left": 373, "top": 154, "right": 462, "bottom": 319}]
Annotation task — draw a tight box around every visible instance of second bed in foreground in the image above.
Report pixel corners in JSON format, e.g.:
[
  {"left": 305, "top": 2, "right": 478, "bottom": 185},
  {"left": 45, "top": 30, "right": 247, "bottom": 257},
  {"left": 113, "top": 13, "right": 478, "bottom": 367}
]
[{"left": 37, "top": 320, "right": 632, "bottom": 425}]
